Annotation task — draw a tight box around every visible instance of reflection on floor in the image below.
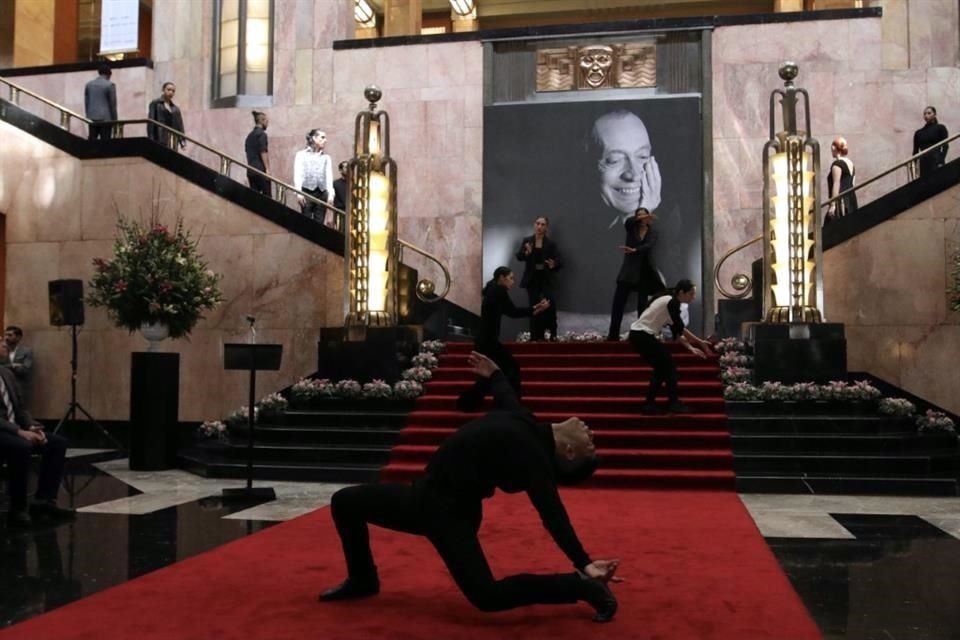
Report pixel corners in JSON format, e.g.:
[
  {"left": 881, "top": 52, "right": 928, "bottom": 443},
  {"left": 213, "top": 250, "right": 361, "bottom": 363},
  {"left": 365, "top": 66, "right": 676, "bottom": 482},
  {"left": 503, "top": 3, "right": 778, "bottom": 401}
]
[{"left": 2, "top": 451, "right": 959, "bottom": 638}]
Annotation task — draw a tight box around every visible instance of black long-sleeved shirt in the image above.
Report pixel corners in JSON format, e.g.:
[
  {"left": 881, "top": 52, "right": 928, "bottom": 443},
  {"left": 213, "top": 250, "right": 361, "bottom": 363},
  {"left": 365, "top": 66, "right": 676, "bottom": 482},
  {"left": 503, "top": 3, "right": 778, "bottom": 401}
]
[
  {"left": 476, "top": 281, "right": 533, "bottom": 346},
  {"left": 422, "top": 370, "right": 593, "bottom": 571}
]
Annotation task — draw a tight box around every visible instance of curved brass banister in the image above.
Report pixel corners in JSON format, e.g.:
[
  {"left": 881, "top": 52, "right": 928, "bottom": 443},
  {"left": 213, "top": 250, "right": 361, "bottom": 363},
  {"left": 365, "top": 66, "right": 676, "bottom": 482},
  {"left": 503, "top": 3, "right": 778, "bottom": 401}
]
[
  {"left": 714, "top": 235, "right": 762, "bottom": 299},
  {"left": 397, "top": 239, "right": 451, "bottom": 302}
]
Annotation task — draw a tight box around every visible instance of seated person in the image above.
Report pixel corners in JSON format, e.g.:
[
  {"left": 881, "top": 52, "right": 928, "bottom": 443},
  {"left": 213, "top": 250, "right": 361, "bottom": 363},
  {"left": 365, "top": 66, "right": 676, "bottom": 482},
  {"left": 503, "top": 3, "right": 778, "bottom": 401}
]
[{"left": 0, "top": 342, "right": 74, "bottom": 527}]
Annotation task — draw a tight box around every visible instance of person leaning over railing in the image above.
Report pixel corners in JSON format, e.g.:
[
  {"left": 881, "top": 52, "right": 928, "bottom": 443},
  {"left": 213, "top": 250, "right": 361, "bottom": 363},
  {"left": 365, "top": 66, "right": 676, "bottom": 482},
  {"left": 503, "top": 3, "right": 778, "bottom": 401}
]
[
  {"left": 913, "top": 106, "right": 949, "bottom": 178},
  {"left": 147, "top": 82, "right": 186, "bottom": 151}
]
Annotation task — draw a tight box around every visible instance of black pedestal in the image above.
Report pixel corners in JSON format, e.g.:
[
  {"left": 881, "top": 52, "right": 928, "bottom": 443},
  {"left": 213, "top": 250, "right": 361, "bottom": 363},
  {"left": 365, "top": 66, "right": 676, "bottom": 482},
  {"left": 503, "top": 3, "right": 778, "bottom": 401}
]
[
  {"left": 717, "top": 299, "right": 759, "bottom": 339},
  {"left": 129, "top": 352, "right": 180, "bottom": 471},
  {"left": 751, "top": 323, "right": 847, "bottom": 384},
  {"left": 318, "top": 326, "right": 422, "bottom": 383}
]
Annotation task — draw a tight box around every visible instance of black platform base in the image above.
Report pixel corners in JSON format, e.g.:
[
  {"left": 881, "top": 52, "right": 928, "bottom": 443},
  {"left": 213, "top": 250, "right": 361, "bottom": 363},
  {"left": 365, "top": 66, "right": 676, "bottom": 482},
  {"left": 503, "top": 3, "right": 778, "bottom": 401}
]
[
  {"left": 317, "top": 326, "right": 421, "bottom": 383},
  {"left": 222, "top": 487, "right": 277, "bottom": 500},
  {"left": 751, "top": 322, "right": 847, "bottom": 383}
]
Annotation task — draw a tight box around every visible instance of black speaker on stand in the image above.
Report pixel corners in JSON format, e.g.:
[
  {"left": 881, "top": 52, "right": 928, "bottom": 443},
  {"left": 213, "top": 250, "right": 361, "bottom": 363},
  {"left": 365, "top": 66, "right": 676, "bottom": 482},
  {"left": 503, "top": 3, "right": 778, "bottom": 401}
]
[{"left": 50, "top": 280, "right": 125, "bottom": 451}]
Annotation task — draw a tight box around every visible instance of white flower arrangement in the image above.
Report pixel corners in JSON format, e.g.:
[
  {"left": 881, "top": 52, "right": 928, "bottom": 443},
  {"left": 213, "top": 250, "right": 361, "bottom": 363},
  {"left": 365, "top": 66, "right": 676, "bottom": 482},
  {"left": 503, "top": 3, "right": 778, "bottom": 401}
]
[
  {"left": 198, "top": 420, "right": 227, "bottom": 440},
  {"left": 842, "top": 380, "right": 882, "bottom": 402},
  {"left": 789, "top": 382, "right": 823, "bottom": 402},
  {"left": 420, "top": 340, "right": 446, "bottom": 354},
  {"left": 878, "top": 397, "right": 917, "bottom": 417},
  {"left": 718, "top": 352, "right": 753, "bottom": 368},
  {"left": 290, "top": 377, "right": 322, "bottom": 402},
  {"left": 559, "top": 330, "right": 607, "bottom": 342},
  {"left": 720, "top": 367, "right": 752, "bottom": 385},
  {"left": 257, "top": 392, "right": 288, "bottom": 416},
  {"left": 714, "top": 338, "right": 746, "bottom": 354},
  {"left": 516, "top": 331, "right": 532, "bottom": 342},
  {"left": 819, "top": 380, "right": 849, "bottom": 402},
  {"left": 362, "top": 379, "right": 393, "bottom": 399},
  {"left": 723, "top": 382, "right": 759, "bottom": 401},
  {"left": 335, "top": 379, "right": 363, "bottom": 399},
  {"left": 225, "top": 405, "right": 258, "bottom": 427},
  {"left": 758, "top": 381, "right": 793, "bottom": 401},
  {"left": 402, "top": 366, "right": 433, "bottom": 383},
  {"left": 393, "top": 379, "right": 423, "bottom": 399},
  {"left": 916, "top": 410, "right": 956, "bottom": 434},
  {"left": 411, "top": 353, "right": 439, "bottom": 369}
]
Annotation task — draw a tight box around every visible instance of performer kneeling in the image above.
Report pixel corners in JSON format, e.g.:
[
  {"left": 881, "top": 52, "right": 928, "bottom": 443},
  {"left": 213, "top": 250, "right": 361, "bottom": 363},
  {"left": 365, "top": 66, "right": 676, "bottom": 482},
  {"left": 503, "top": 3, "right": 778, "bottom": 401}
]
[
  {"left": 320, "top": 352, "right": 622, "bottom": 623},
  {"left": 629, "top": 279, "right": 713, "bottom": 414}
]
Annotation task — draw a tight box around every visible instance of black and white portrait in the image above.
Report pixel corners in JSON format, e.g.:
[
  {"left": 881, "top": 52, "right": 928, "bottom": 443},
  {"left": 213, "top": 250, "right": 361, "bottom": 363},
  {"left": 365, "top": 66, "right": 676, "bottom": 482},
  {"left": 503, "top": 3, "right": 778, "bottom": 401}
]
[{"left": 482, "top": 97, "right": 704, "bottom": 337}]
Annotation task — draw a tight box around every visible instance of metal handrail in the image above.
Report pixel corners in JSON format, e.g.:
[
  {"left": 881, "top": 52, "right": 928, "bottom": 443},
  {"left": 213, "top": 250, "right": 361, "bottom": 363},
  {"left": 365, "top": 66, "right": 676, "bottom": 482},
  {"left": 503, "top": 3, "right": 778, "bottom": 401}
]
[
  {"left": 822, "top": 131, "right": 959, "bottom": 210},
  {"left": 0, "top": 75, "right": 345, "bottom": 229},
  {"left": 714, "top": 235, "right": 762, "bottom": 300},
  {"left": 398, "top": 239, "right": 452, "bottom": 302}
]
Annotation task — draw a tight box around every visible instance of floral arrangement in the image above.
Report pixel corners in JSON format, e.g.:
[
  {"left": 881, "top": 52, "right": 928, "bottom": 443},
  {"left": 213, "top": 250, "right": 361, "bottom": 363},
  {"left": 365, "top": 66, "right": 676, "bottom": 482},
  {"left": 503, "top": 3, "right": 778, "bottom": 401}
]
[
  {"left": 362, "top": 379, "right": 393, "bottom": 399},
  {"left": 411, "top": 353, "right": 439, "bottom": 369},
  {"left": 559, "top": 330, "right": 607, "bottom": 342},
  {"left": 714, "top": 338, "right": 746, "bottom": 354},
  {"left": 393, "top": 379, "right": 423, "bottom": 399},
  {"left": 723, "top": 380, "right": 881, "bottom": 403},
  {"left": 224, "top": 405, "right": 258, "bottom": 428},
  {"left": 420, "top": 340, "right": 446, "bottom": 355},
  {"left": 516, "top": 331, "right": 532, "bottom": 343},
  {"left": 87, "top": 213, "right": 224, "bottom": 339},
  {"left": 720, "top": 367, "right": 752, "bottom": 385},
  {"left": 257, "top": 392, "right": 288, "bottom": 417},
  {"left": 718, "top": 352, "right": 753, "bottom": 368},
  {"left": 916, "top": 410, "right": 956, "bottom": 434},
  {"left": 402, "top": 366, "right": 433, "bottom": 383},
  {"left": 335, "top": 379, "right": 363, "bottom": 399},
  {"left": 198, "top": 420, "right": 227, "bottom": 440},
  {"left": 723, "top": 382, "right": 759, "bottom": 401},
  {"left": 878, "top": 398, "right": 917, "bottom": 417}
]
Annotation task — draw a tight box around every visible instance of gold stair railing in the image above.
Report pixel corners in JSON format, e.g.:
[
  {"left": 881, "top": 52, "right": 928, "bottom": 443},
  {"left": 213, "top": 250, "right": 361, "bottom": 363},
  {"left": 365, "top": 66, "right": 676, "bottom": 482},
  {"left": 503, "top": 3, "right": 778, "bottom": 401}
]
[
  {"left": 1, "top": 75, "right": 451, "bottom": 303},
  {"left": 716, "top": 135, "right": 958, "bottom": 299}
]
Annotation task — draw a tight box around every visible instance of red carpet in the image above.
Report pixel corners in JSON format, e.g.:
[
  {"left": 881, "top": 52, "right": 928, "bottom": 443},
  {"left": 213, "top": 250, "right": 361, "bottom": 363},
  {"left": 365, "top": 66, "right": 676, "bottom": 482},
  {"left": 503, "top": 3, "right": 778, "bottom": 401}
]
[
  {"left": 0, "top": 489, "right": 821, "bottom": 640},
  {"left": 382, "top": 341, "right": 734, "bottom": 489}
]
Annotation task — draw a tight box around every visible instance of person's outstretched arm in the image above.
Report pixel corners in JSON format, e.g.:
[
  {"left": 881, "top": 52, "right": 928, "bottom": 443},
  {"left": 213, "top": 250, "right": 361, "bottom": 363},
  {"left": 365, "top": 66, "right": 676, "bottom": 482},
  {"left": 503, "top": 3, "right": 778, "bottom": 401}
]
[
  {"left": 467, "top": 351, "right": 523, "bottom": 412},
  {"left": 527, "top": 471, "right": 592, "bottom": 571}
]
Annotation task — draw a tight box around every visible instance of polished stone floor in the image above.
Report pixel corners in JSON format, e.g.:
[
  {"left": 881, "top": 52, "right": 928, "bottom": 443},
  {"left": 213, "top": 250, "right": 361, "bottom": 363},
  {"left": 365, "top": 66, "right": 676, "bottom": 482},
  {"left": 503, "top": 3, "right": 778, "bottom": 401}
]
[{"left": 2, "top": 451, "right": 960, "bottom": 638}]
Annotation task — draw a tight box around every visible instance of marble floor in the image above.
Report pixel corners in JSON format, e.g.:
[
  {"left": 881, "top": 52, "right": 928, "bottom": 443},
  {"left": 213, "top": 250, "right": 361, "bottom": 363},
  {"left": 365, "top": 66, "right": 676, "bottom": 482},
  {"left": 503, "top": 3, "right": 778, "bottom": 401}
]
[{"left": 2, "top": 450, "right": 960, "bottom": 638}]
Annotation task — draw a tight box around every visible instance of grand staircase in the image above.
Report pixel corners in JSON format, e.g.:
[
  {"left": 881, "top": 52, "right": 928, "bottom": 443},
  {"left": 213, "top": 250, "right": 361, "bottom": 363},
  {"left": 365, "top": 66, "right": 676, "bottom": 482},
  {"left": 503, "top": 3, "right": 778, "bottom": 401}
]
[{"left": 380, "top": 341, "right": 736, "bottom": 490}]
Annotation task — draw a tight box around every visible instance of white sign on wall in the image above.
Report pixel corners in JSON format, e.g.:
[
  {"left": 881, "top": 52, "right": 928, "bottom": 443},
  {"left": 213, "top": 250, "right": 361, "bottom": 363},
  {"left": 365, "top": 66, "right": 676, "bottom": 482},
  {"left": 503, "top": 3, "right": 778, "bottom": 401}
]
[{"left": 99, "top": 0, "right": 140, "bottom": 55}]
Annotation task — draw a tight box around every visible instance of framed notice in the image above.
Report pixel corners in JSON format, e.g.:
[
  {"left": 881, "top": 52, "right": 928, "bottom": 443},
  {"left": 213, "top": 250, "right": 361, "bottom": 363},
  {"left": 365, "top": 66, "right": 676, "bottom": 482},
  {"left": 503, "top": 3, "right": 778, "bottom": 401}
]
[{"left": 99, "top": 0, "right": 140, "bottom": 55}]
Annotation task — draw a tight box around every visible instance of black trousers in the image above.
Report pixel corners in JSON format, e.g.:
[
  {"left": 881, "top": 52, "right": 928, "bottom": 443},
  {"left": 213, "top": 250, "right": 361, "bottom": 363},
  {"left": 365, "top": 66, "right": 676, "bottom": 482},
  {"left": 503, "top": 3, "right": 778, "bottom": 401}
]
[
  {"left": 525, "top": 288, "right": 557, "bottom": 341},
  {"left": 607, "top": 281, "right": 656, "bottom": 340},
  {"left": 300, "top": 187, "right": 329, "bottom": 224},
  {"left": 0, "top": 431, "right": 68, "bottom": 512},
  {"left": 88, "top": 122, "right": 112, "bottom": 141},
  {"left": 330, "top": 482, "right": 590, "bottom": 612},
  {"left": 457, "top": 341, "right": 521, "bottom": 411},
  {"left": 628, "top": 330, "right": 678, "bottom": 404},
  {"left": 247, "top": 170, "right": 272, "bottom": 197}
]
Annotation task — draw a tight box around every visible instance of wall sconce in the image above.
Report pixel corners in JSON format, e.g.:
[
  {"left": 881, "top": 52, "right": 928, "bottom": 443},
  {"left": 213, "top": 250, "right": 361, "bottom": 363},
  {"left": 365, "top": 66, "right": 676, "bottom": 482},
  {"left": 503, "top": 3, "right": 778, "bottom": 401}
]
[
  {"left": 355, "top": 0, "right": 375, "bottom": 25},
  {"left": 762, "top": 63, "right": 823, "bottom": 323},
  {"left": 449, "top": 0, "right": 476, "bottom": 17},
  {"left": 345, "top": 85, "right": 399, "bottom": 340}
]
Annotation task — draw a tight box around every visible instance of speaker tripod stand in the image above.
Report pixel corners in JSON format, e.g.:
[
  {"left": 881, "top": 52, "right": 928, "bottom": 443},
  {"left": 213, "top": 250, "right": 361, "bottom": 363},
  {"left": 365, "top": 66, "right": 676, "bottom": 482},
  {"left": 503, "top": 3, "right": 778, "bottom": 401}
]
[{"left": 53, "top": 324, "right": 125, "bottom": 451}]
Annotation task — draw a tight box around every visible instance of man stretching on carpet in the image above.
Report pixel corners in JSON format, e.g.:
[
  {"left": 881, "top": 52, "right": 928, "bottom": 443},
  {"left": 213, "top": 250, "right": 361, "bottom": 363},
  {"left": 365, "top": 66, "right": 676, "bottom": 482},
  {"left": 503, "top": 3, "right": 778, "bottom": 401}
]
[
  {"left": 629, "top": 278, "right": 713, "bottom": 414},
  {"left": 320, "top": 352, "right": 622, "bottom": 623}
]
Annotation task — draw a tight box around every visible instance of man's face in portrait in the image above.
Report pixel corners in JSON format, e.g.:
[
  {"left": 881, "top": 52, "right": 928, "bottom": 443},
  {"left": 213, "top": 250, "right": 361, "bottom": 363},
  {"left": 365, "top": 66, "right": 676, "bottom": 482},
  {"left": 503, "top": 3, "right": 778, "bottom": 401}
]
[{"left": 593, "top": 112, "right": 652, "bottom": 214}]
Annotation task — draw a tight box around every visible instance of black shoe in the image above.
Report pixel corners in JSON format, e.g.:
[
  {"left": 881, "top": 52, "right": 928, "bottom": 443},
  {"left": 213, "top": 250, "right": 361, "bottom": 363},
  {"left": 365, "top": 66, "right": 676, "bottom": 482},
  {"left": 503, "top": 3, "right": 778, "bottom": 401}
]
[
  {"left": 29, "top": 500, "right": 76, "bottom": 522},
  {"left": 640, "top": 402, "right": 658, "bottom": 415},
  {"left": 318, "top": 576, "right": 380, "bottom": 602},
  {"left": 580, "top": 576, "right": 618, "bottom": 623},
  {"left": 667, "top": 401, "right": 696, "bottom": 414},
  {"left": 6, "top": 510, "right": 33, "bottom": 528}
]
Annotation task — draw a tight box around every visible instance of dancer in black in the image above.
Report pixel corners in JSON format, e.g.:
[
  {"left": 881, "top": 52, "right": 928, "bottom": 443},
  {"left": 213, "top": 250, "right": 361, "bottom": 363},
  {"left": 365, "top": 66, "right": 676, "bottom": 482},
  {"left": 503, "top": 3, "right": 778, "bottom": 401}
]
[
  {"left": 607, "top": 208, "right": 666, "bottom": 341},
  {"left": 628, "top": 279, "right": 712, "bottom": 414},
  {"left": 456, "top": 267, "right": 549, "bottom": 412},
  {"left": 516, "top": 216, "right": 562, "bottom": 341},
  {"left": 913, "top": 106, "right": 949, "bottom": 177},
  {"left": 320, "top": 352, "right": 621, "bottom": 622}
]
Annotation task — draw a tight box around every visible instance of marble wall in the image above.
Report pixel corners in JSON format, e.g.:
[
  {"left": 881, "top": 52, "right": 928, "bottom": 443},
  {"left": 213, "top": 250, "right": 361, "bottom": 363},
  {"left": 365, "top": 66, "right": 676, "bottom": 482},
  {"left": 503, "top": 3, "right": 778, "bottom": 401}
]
[
  {"left": 0, "top": 120, "right": 344, "bottom": 422},
  {"left": 713, "top": 1, "right": 960, "bottom": 295},
  {"left": 823, "top": 184, "right": 960, "bottom": 415}
]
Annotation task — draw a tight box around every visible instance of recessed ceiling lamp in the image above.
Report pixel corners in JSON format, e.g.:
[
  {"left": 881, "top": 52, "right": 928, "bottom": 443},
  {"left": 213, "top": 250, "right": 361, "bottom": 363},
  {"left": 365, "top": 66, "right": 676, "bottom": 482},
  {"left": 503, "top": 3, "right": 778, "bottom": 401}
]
[{"left": 449, "top": 0, "right": 476, "bottom": 17}]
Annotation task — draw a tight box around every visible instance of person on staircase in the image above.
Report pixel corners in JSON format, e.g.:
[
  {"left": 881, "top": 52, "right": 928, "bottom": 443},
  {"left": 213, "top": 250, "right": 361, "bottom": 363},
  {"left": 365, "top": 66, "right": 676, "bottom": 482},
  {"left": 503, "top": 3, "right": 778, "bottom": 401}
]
[
  {"left": 456, "top": 267, "right": 550, "bottom": 412},
  {"left": 293, "top": 129, "right": 335, "bottom": 226},
  {"left": 913, "top": 106, "right": 949, "bottom": 178},
  {"left": 515, "top": 216, "right": 562, "bottom": 341},
  {"left": 606, "top": 207, "right": 666, "bottom": 341},
  {"left": 320, "top": 351, "right": 621, "bottom": 623},
  {"left": 628, "top": 279, "right": 712, "bottom": 415},
  {"left": 147, "top": 82, "right": 186, "bottom": 151},
  {"left": 244, "top": 111, "right": 272, "bottom": 197}
]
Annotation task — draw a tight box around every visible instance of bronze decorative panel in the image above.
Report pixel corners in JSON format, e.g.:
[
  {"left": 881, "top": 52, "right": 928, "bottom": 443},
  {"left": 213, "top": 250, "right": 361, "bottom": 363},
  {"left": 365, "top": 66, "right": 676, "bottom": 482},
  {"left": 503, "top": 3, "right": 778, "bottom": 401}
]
[{"left": 535, "top": 43, "right": 656, "bottom": 92}]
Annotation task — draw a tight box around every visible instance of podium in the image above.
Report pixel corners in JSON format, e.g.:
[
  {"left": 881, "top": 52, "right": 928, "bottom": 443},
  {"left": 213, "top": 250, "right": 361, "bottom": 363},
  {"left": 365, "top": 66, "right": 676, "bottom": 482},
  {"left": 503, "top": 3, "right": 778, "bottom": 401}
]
[{"left": 222, "top": 343, "right": 282, "bottom": 500}]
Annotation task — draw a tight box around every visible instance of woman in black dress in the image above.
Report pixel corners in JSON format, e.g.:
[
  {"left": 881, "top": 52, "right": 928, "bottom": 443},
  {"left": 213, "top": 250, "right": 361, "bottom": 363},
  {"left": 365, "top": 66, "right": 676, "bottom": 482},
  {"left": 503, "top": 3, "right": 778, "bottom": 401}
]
[
  {"left": 606, "top": 207, "right": 666, "bottom": 341},
  {"left": 826, "top": 137, "right": 857, "bottom": 221},
  {"left": 147, "top": 82, "right": 186, "bottom": 150},
  {"left": 913, "top": 106, "right": 949, "bottom": 177},
  {"left": 515, "top": 216, "right": 562, "bottom": 341}
]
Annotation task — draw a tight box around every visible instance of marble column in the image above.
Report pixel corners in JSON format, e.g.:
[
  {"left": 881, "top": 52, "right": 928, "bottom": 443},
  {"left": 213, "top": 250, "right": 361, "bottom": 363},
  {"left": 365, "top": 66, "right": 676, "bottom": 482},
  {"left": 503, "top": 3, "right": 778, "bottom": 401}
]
[{"left": 384, "top": 0, "right": 422, "bottom": 37}]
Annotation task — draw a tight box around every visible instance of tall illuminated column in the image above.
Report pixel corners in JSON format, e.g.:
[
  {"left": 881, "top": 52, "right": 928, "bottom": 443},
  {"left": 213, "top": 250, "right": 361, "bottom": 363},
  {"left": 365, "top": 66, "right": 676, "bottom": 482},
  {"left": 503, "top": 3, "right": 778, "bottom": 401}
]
[
  {"left": 762, "top": 63, "right": 823, "bottom": 324},
  {"left": 344, "top": 86, "right": 399, "bottom": 340}
]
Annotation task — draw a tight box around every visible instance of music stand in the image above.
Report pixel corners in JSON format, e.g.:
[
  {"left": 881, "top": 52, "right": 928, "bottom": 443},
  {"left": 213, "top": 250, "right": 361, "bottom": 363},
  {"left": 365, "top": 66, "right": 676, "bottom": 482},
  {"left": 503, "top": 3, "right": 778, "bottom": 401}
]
[{"left": 221, "top": 343, "right": 282, "bottom": 500}]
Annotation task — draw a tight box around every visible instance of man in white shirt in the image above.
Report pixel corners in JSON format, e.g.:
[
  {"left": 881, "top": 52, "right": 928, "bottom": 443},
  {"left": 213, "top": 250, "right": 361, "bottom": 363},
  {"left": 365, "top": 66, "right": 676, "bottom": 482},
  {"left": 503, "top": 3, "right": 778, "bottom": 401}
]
[
  {"left": 293, "top": 129, "right": 335, "bottom": 227},
  {"left": 628, "top": 280, "right": 712, "bottom": 414}
]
